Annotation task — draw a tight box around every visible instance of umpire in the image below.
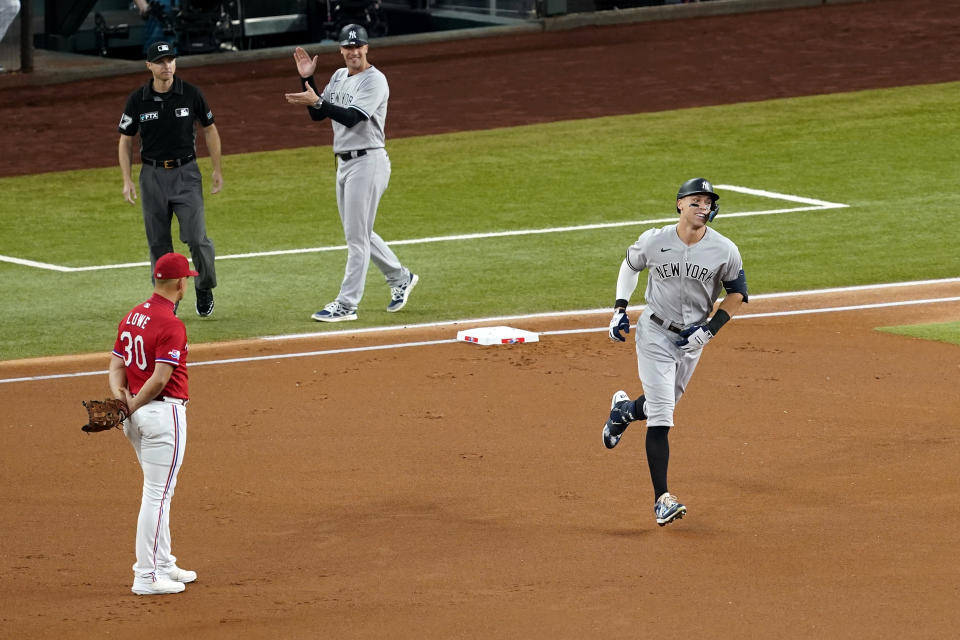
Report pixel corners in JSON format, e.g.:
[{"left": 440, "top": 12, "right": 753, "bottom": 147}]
[{"left": 118, "top": 41, "right": 222, "bottom": 317}]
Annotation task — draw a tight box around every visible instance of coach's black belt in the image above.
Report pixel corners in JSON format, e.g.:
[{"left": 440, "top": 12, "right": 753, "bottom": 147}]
[
  {"left": 336, "top": 149, "right": 368, "bottom": 161},
  {"left": 143, "top": 154, "right": 196, "bottom": 169},
  {"left": 650, "top": 313, "right": 684, "bottom": 334}
]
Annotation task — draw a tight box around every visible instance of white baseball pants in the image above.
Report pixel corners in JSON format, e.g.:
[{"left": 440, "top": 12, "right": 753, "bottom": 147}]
[
  {"left": 334, "top": 148, "right": 406, "bottom": 309},
  {"left": 124, "top": 399, "right": 187, "bottom": 585},
  {"left": 634, "top": 307, "right": 703, "bottom": 427}
]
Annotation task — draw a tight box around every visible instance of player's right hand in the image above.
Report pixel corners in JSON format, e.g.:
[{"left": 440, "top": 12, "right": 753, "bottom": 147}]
[
  {"left": 293, "top": 47, "right": 318, "bottom": 78},
  {"left": 609, "top": 310, "right": 630, "bottom": 342}
]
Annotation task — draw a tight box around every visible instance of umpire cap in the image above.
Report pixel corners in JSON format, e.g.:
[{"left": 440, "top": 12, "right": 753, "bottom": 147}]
[
  {"left": 147, "top": 41, "right": 177, "bottom": 62},
  {"left": 338, "top": 24, "right": 369, "bottom": 47}
]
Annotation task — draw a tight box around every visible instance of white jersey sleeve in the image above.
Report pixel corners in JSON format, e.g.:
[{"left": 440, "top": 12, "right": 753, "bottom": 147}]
[
  {"left": 323, "top": 66, "right": 389, "bottom": 153},
  {"left": 625, "top": 224, "right": 744, "bottom": 327}
]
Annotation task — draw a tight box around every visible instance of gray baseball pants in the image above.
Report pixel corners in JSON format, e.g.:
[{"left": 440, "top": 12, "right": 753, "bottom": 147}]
[
  {"left": 139, "top": 161, "right": 217, "bottom": 290},
  {"left": 334, "top": 148, "right": 406, "bottom": 309}
]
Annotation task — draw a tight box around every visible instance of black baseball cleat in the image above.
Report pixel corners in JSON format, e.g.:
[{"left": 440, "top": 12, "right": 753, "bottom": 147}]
[
  {"left": 196, "top": 288, "right": 214, "bottom": 317},
  {"left": 655, "top": 492, "right": 687, "bottom": 526},
  {"left": 602, "top": 390, "right": 632, "bottom": 449}
]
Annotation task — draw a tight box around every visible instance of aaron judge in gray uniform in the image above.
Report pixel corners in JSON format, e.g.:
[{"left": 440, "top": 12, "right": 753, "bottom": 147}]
[
  {"left": 603, "top": 178, "right": 749, "bottom": 527},
  {"left": 284, "top": 24, "right": 418, "bottom": 322}
]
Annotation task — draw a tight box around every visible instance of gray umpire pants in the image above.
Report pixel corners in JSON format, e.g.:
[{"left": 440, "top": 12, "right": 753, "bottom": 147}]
[
  {"left": 334, "top": 148, "right": 406, "bottom": 309},
  {"left": 140, "top": 161, "right": 217, "bottom": 290}
]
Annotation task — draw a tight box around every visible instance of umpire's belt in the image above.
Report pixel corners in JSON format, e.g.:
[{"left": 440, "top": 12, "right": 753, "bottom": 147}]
[
  {"left": 336, "top": 149, "right": 368, "bottom": 161},
  {"left": 143, "top": 154, "right": 195, "bottom": 169},
  {"left": 650, "top": 313, "right": 684, "bottom": 334}
]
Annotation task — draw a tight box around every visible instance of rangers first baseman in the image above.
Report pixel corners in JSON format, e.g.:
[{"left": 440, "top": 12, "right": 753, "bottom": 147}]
[
  {"left": 603, "top": 178, "right": 748, "bottom": 527},
  {"left": 284, "top": 24, "right": 418, "bottom": 322},
  {"left": 108, "top": 252, "right": 198, "bottom": 595}
]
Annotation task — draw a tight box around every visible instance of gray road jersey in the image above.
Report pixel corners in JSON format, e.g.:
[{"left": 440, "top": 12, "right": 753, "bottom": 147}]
[
  {"left": 626, "top": 224, "right": 743, "bottom": 327},
  {"left": 322, "top": 65, "right": 388, "bottom": 153}
]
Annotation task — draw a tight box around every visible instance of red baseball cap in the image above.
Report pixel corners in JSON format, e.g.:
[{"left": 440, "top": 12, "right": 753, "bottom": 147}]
[{"left": 154, "top": 252, "right": 199, "bottom": 279}]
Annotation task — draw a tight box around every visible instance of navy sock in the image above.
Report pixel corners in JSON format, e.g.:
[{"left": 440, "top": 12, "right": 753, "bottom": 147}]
[
  {"left": 608, "top": 394, "right": 647, "bottom": 437},
  {"left": 633, "top": 395, "right": 647, "bottom": 420},
  {"left": 646, "top": 426, "right": 670, "bottom": 501}
]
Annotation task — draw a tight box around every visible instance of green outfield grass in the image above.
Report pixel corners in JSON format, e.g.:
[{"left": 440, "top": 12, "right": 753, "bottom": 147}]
[
  {"left": 877, "top": 322, "right": 960, "bottom": 346},
  {"left": 1, "top": 81, "right": 958, "bottom": 360}
]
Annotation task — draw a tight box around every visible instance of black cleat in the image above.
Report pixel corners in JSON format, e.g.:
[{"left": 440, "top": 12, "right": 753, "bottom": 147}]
[
  {"left": 196, "top": 288, "right": 214, "bottom": 317},
  {"left": 602, "top": 390, "right": 632, "bottom": 449}
]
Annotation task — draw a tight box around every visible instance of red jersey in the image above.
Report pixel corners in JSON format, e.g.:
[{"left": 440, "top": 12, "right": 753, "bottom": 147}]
[{"left": 112, "top": 294, "right": 190, "bottom": 400}]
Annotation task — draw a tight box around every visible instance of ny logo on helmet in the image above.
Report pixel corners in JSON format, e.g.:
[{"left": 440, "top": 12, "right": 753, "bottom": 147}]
[
  {"left": 349, "top": 30, "right": 357, "bottom": 39},
  {"left": 701, "top": 180, "right": 712, "bottom": 190}
]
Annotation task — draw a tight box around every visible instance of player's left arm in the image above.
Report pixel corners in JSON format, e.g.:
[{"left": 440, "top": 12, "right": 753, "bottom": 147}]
[
  {"left": 312, "top": 101, "right": 368, "bottom": 127},
  {"left": 284, "top": 81, "right": 368, "bottom": 126},
  {"left": 710, "top": 267, "right": 749, "bottom": 327},
  {"left": 676, "top": 267, "right": 749, "bottom": 352},
  {"left": 284, "top": 77, "right": 368, "bottom": 127}
]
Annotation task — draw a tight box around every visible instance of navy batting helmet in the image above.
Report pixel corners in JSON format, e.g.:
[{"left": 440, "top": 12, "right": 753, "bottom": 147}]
[
  {"left": 338, "top": 24, "right": 369, "bottom": 47},
  {"left": 676, "top": 178, "right": 720, "bottom": 221}
]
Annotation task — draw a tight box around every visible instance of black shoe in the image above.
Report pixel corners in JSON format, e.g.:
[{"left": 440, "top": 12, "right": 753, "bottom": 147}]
[{"left": 196, "top": 288, "right": 214, "bottom": 317}]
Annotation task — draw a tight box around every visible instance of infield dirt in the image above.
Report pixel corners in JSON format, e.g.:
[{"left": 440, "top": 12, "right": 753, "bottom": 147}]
[{"left": 2, "top": 1, "right": 959, "bottom": 638}]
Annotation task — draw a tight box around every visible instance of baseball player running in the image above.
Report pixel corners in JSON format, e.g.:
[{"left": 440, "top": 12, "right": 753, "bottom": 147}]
[
  {"left": 109, "top": 252, "right": 198, "bottom": 594},
  {"left": 602, "top": 178, "right": 748, "bottom": 526},
  {"left": 284, "top": 24, "right": 418, "bottom": 322}
]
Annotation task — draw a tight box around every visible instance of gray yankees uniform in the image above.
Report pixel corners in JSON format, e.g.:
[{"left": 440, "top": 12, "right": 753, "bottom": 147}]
[
  {"left": 625, "top": 223, "right": 744, "bottom": 426},
  {"left": 299, "top": 24, "right": 416, "bottom": 323},
  {"left": 322, "top": 65, "right": 407, "bottom": 308},
  {"left": 602, "top": 178, "right": 749, "bottom": 527}
]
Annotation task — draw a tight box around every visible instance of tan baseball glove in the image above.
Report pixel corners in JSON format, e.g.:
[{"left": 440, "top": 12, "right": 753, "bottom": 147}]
[{"left": 81, "top": 398, "right": 130, "bottom": 433}]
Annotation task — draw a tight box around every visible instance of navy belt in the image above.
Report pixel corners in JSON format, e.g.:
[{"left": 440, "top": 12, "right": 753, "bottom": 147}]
[
  {"left": 143, "top": 154, "right": 195, "bottom": 169},
  {"left": 159, "top": 396, "right": 187, "bottom": 405},
  {"left": 650, "top": 313, "right": 683, "bottom": 334},
  {"left": 336, "top": 149, "right": 368, "bottom": 161}
]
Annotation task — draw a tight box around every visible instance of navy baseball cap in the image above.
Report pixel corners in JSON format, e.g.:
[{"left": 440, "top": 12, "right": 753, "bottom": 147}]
[
  {"left": 338, "top": 24, "right": 368, "bottom": 47},
  {"left": 154, "top": 253, "right": 198, "bottom": 280},
  {"left": 147, "top": 41, "right": 176, "bottom": 62}
]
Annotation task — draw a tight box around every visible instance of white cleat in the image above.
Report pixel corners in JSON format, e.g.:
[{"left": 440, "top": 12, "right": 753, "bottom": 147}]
[
  {"left": 132, "top": 578, "right": 186, "bottom": 595},
  {"left": 167, "top": 567, "right": 197, "bottom": 583}
]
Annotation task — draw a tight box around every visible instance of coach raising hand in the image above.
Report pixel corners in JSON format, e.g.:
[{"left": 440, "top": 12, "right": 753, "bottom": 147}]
[
  {"left": 119, "top": 41, "right": 222, "bottom": 317},
  {"left": 284, "top": 25, "right": 418, "bottom": 323}
]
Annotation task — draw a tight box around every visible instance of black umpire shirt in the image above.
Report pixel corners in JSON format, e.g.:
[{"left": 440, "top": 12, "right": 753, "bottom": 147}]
[{"left": 118, "top": 76, "right": 215, "bottom": 161}]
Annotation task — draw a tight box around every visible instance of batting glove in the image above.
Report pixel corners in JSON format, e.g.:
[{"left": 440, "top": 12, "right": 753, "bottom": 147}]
[
  {"left": 675, "top": 324, "right": 713, "bottom": 352},
  {"left": 609, "top": 310, "right": 630, "bottom": 342}
]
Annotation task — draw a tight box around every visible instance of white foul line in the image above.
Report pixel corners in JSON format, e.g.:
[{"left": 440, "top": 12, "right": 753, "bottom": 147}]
[
  {"left": 264, "top": 277, "right": 960, "bottom": 341},
  {"left": 716, "top": 184, "right": 846, "bottom": 208},
  {"left": 0, "top": 185, "right": 847, "bottom": 272},
  {"left": 2, "top": 291, "right": 956, "bottom": 385}
]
